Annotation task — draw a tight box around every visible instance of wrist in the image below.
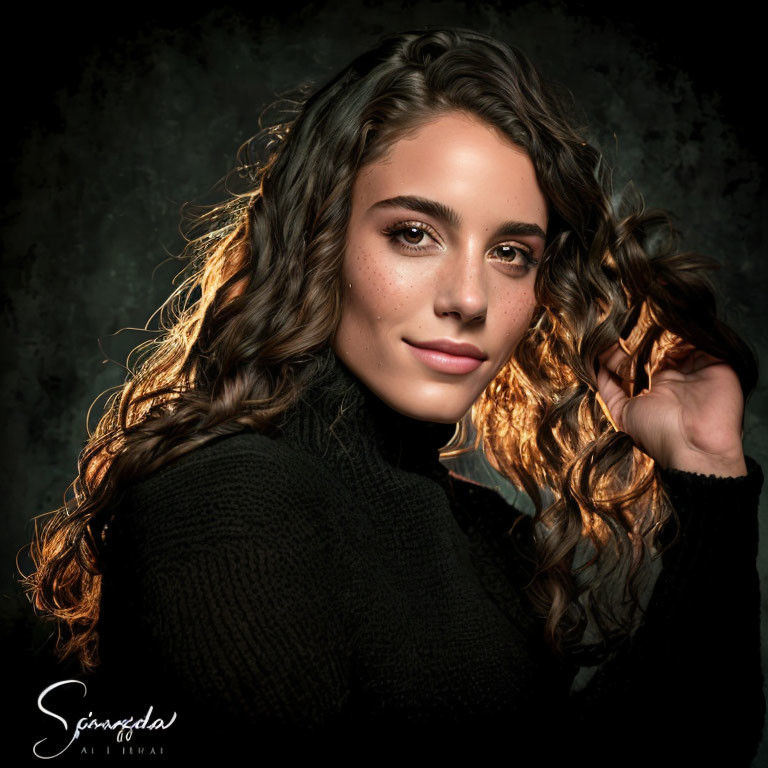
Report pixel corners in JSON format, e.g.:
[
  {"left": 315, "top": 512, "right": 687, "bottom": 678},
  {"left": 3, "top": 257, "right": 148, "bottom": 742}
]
[{"left": 665, "top": 447, "right": 747, "bottom": 478}]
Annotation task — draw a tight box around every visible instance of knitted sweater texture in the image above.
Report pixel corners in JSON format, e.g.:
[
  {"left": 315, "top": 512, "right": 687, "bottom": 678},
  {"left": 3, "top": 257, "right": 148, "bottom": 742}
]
[{"left": 92, "top": 348, "right": 765, "bottom": 765}]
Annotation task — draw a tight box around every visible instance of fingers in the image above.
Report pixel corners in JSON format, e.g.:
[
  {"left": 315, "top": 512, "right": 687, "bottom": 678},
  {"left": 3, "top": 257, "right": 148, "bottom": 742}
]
[
  {"left": 598, "top": 340, "right": 636, "bottom": 397},
  {"left": 651, "top": 340, "right": 728, "bottom": 379},
  {"left": 601, "top": 334, "right": 722, "bottom": 390},
  {"left": 595, "top": 389, "right": 620, "bottom": 432},
  {"left": 659, "top": 341, "right": 696, "bottom": 364},
  {"left": 595, "top": 341, "right": 633, "bottom": 428}
]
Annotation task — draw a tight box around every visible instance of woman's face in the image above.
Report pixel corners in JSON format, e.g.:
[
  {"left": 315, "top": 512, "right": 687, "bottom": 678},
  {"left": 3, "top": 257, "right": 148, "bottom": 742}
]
[{"left": 333, "top": 110, "right": 548, "bottom": 424}]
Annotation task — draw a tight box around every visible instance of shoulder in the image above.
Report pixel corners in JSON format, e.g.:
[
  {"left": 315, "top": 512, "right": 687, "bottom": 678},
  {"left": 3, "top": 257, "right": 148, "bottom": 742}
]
[
  {"left": 111, "top": 430, "right": 349, "bottom": 558},
  {"left": 448, "top": 468, "right": 523, "bottom": 515},
  {"left": 447, "top": 469, "right": 531, "bottom": 540},
  {"left": 130, "top": 429, "right": 346, "bottom": 501},
  {"left": 446, "top": 469, "right": 537, "bottom": 587}
]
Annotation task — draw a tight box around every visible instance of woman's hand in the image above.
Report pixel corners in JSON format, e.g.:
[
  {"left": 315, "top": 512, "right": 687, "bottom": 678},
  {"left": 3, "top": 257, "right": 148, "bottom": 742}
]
[{"left": 595, "top": 340, "right": 748, "bottom": 477}]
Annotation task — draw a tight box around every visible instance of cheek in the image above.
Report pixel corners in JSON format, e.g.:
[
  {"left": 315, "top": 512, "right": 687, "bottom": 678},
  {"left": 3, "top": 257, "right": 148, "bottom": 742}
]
[
  {"left": 345, "top": 254, "right": 388, "bottom": 319},
  {"left": 344, "top": 246, "right": 421, "bottom": 321},
  {"left": 496, "top": 286, "right": 537, "bottom": 346}
]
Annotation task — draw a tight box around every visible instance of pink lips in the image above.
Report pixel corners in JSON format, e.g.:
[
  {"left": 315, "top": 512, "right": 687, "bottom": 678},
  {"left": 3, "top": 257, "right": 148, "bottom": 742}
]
[{"left": 404, "top": 338, "right": 487, "bottom": 374}]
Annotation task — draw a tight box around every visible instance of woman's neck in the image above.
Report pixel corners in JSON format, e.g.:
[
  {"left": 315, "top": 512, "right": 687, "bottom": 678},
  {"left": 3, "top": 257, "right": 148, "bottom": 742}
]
[{"left": 277, "top": 347, "right": 457, "bottom": 481}]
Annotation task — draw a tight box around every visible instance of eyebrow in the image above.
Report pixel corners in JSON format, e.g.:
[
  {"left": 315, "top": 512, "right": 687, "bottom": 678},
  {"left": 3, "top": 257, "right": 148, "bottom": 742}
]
[{"left": 368, "top": 194, "right": 547, "bottom": 240}]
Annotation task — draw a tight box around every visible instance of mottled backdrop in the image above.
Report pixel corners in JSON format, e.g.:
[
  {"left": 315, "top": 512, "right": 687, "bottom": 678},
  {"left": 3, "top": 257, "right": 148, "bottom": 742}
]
[{"left": 3, "top": 0, "right": 765, "bottom": 764}]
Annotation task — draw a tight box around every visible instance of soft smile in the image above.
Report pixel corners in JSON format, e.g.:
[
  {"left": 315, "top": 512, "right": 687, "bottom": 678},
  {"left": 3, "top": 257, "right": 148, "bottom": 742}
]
[{"left": 403, "top": 338, "right": 487, "bottom": 374}]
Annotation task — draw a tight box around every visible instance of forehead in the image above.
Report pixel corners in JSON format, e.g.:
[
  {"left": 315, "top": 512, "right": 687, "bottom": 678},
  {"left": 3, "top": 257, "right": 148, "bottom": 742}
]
[{"left": 353, "top": 111, "right": 548, "bottom": 229}]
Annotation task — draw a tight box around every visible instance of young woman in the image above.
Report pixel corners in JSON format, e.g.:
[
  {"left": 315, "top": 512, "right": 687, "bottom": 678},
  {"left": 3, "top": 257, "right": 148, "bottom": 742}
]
[{"left": 25, "top": 27, "right": 763, "bottom": 765}]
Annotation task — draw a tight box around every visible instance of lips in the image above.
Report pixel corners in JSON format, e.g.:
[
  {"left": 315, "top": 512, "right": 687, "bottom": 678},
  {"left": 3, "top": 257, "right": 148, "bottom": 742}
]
[{"left": 404, "top": 338, "right": 487, "bottom": 360}]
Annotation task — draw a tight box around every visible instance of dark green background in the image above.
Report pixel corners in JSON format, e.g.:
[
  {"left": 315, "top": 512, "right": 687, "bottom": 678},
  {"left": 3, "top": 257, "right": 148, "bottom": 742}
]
[{"left": 4, "top": 0, "right": 765, "bottom": 763}]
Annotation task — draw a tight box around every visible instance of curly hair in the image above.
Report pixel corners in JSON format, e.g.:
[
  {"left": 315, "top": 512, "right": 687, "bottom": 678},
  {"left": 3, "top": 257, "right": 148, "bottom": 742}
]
[{"left": 22, "top": 26, "right": 757, "bottom": 672}]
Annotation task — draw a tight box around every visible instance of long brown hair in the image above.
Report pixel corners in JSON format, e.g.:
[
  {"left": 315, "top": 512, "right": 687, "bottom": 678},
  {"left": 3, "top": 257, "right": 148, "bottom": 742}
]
[{"left": 22, "top": 26, "right": 757, "bottom": 672}]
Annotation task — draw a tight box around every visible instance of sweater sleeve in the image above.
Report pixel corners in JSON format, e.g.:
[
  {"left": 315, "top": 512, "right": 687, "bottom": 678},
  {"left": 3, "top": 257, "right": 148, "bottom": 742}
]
[
  {"left": 564, "top": 454, "right": 765, "bottom": 766},
  {"left": 96, "top": 435, "right": 353, "bottom": 757}
]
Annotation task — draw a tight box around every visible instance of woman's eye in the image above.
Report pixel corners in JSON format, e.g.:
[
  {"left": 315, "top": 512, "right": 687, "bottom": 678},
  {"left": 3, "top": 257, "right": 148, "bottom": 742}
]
[
  {"left": 492, "top": 244, "right": 538, "bottom": 267},
  {"left": 383, "top": 222, "right": 538, "bottom": 269},
  {"left": 401, "top": 227, "right": 428, "bottom": 246},
  {"left": 384, "top": 224, "right": 437, "bottom": 252}
]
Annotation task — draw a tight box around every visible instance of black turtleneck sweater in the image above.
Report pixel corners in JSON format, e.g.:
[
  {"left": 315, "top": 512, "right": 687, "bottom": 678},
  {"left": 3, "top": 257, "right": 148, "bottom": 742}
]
[{"left": 89, "top": 348, "right": 764, "bottom": 765}]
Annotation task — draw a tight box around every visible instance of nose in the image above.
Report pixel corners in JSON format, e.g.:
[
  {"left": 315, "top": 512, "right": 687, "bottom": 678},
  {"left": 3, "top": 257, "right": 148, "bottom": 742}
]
[{"left": 434, "top": 245, "right": 488, "bottom": 324}]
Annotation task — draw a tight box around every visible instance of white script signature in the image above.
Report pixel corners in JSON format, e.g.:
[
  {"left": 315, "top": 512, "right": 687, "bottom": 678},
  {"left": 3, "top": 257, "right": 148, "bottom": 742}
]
[{"left": 33, "top": 679, "right": 177, "bottom": 759}]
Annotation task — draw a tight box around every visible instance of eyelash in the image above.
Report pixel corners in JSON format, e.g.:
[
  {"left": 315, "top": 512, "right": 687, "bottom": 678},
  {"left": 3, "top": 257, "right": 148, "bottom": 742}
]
[{"left": 382, "top": 221, "right": 540, "bottom": 269}]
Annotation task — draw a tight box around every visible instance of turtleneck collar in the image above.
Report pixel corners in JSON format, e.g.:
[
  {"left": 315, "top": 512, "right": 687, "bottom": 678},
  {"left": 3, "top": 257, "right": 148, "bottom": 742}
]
[{"left": 277, "top": 347, "right": 457, "bottom": 482}]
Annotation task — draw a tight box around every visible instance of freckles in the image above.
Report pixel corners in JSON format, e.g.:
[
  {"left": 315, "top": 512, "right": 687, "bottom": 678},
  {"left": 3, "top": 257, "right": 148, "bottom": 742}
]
[
  {"left": 361, "top": 250, "right": 389, "bottom": 282},
  {"left": 349, "top": 243, "right": 422, "bottom": 322},
  {"left": 496, "top": 296, "right": 532, "bottom": 337},
  {"left": 348, "top": 249, "right": 387, "bottom": 301}
]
